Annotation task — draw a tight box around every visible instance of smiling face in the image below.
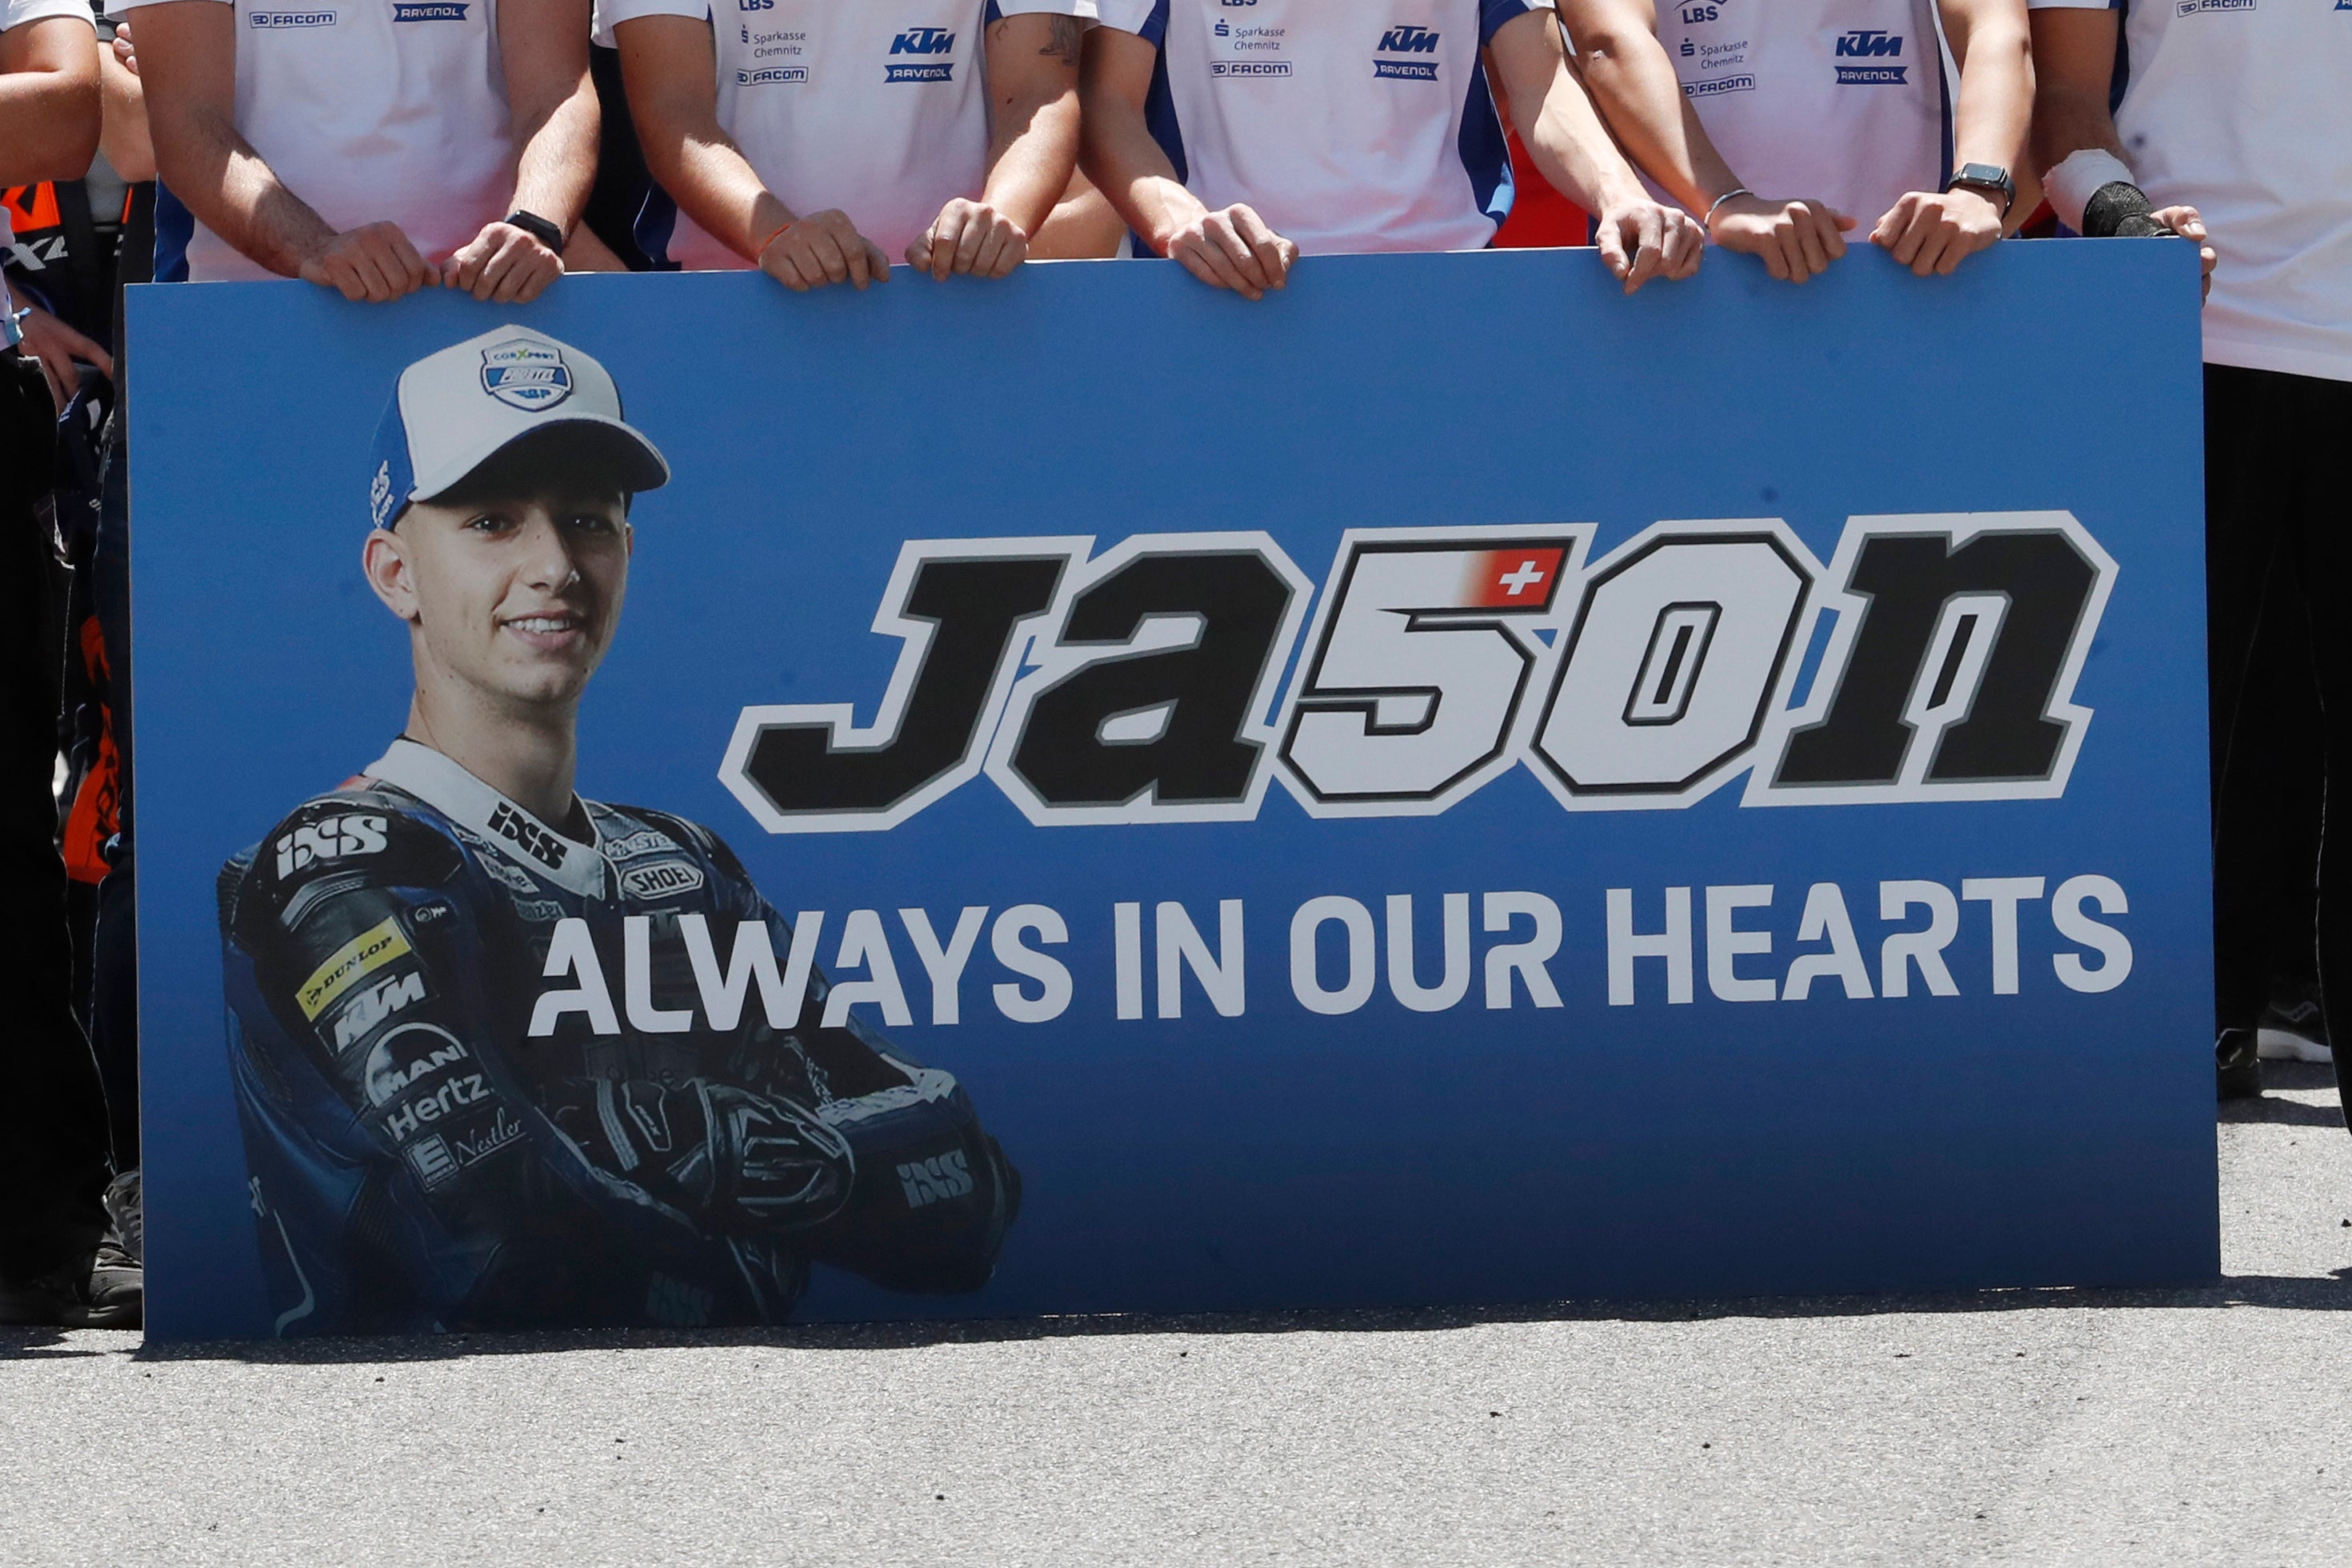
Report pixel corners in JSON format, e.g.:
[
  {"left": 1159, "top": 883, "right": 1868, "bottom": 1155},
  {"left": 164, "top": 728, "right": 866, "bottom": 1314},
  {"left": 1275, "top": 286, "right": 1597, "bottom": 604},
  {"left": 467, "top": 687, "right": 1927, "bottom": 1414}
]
[{"left": 364, "top": 486, "right": 634, "bottom": 718}]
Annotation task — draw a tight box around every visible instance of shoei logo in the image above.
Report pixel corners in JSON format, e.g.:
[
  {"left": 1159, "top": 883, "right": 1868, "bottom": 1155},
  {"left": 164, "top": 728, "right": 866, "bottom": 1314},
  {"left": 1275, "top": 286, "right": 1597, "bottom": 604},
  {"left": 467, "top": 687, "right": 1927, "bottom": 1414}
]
[
  {"left": 721, "top": 514, "right": 2117, "bottom": 834},
  {"left": 478, "top": 339, "right": 573, "bottom": 412},
  {"left": 620, "top": 861, "right": 708, "bottom": 899},
  {"left": 390, "top": 2, "right": 468, "bottom": 19},
  {"left": 249, "top": 9, "right": 338, "bottom": 26}
]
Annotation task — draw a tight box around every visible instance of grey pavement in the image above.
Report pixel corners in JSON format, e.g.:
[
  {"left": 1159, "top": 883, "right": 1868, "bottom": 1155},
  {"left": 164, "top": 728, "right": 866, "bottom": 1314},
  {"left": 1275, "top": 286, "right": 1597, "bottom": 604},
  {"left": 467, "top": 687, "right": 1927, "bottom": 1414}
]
[{"left": 6, "top": 1063, "right": 2351, "bottom": 1566}]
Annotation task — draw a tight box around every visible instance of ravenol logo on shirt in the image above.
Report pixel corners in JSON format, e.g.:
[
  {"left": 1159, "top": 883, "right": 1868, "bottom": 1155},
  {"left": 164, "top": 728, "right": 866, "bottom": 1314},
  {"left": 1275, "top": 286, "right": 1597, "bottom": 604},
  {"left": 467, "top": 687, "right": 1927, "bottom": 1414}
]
[
  {"left": 479, "top": 340, "right": 574, "bottom": 412},
  {"left": 1374, "top": 24, "right": 1441, "bottom": 79},
  {"left": 390, "top": 2, "right": 469, "bottom": 19},
  {"left": 249, "top": 9, "right": 338, "bottom": 26},
  {"left": 1833, "top": 28, "right": 1906, "bottom": 82},
  {"left": 886, "top": 26, "right": 955, "bottom": 81}
]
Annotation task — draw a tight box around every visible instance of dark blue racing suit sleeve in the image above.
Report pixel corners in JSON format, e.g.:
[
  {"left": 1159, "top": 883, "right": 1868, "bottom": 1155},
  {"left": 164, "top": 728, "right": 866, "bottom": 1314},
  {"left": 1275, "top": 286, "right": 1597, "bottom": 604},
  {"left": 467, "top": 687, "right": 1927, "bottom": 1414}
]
[
  {"left": 683, "top": 821, "right": 1023, "bottom": 1294},
  {"left": 224, "top": 801, "right": 842, "bottom": 1328}
]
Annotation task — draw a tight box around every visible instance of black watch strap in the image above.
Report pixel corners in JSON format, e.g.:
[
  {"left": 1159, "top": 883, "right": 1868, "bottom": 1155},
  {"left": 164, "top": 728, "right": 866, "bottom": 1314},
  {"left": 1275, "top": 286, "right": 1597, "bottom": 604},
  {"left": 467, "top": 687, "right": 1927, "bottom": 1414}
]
[
  {"left": 1945, "top": 164, "right": 2015, "bottom": 218},
  {"left": 504, "top": 209, "right": 566, "bottom": 252}
]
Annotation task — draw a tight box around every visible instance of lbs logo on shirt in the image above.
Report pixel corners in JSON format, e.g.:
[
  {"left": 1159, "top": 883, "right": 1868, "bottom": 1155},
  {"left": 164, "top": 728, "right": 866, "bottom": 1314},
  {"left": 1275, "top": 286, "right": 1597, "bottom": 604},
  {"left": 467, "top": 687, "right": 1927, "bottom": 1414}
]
[{"left": 886, "top": 26, "right": 956, "bottom": 82}]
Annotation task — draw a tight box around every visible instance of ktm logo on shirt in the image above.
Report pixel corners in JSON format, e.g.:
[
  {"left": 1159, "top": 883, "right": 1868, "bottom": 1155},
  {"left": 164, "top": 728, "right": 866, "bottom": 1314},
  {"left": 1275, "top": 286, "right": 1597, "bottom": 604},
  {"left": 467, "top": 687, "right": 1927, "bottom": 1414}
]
[
  {"left": 1378, "top": 25, "right": 1440, "bottom": 53},
  {"left": 1834, "top": 28, "right": 1903, "bottom": 56},
  {"left": 886, "top": 26, "right": 955, "bottom": 82}
]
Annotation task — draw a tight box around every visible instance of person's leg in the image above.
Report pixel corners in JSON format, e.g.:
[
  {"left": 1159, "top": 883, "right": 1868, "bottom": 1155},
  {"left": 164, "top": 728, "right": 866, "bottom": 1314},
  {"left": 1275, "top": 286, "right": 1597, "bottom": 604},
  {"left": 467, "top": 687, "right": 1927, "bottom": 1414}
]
[
  {"left": 0, "top": 353, "right": 117, "bottom": 1306},
  {"left": 90, "top": 434, "right": 138, "bottom": 1174},
  {"left": 2256, "top": 566, "right": 2327, "bottom": 1059},
  {"left": 2203, "top": 364, "right": 2290, "bottom": 1095},
  {"left": 2265, "top": 369, "right": 2352, "bottom": 1124}
]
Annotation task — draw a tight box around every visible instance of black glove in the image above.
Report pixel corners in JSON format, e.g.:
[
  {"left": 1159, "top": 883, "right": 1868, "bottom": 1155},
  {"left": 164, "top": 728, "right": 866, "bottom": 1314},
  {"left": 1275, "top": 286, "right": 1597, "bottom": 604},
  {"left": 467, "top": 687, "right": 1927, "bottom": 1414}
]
[
  {"left": 2082, "top": 181, "right": 2174, "bottom": 240},
  {"left": 546, "top": 1078, "right": 854, "bottom": 1234}
]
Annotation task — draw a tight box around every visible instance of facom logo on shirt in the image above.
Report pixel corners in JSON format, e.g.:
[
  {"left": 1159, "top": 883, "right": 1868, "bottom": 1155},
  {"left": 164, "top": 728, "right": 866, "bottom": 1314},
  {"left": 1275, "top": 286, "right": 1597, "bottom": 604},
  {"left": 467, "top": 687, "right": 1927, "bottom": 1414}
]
[
  {"left": 1374, "top": 25, "right": 1442, "bottom": 80},
  {"left": 390, "top": 2, "right": 469, "bottom": 20},
  {"left": 1833, "top": 29, "right": 1906, "bottom": 84},
  {"left": 1212, "top": 18, "right": 1290, "bottom": 76},
  {"left": 886, "top": 26, "right": 955, "bottom": 82},
  {"left": 741, "top": 67, "right": 811, "bottom": 83},
  {"left": 1685, "top": 74, "right": 1757, "bottom": 96},
  {"left": 249, "top": 9, "right": 338, "bottom": 26},
  {"left": 2174, "top": 0, "right": 2255, "bottom": 12}
]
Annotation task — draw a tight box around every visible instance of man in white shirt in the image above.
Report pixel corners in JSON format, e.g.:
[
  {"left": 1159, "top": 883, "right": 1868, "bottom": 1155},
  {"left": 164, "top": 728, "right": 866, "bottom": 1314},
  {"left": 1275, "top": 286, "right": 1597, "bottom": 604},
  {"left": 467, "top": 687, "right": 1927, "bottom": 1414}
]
[
  {"left": 2029, "top": 0, "right": 2352, "bottom": 1102},
  {"left": 2, "top": 0, "right": 138, "bottom": 1329},
  {"left": 607, "top": 2, "right": 1090, "bottom": 290},
  {"left": 1558, "top": 0, "right": 2033, "bottom": 282},
  {"left": 1080, "top": 1, "right": 1702, "bottom": 298},
  {"left": 122, "top": 0, "right": 602, "bottom": 302}
]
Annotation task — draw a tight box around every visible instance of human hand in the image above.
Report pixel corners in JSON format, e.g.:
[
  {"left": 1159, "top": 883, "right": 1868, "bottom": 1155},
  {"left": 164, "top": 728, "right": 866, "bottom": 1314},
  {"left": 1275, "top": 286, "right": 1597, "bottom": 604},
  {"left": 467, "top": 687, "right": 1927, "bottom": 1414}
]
[
  {"left": 13, "top": 306, "right": 112, "bottom": 417},
  {"left": 110, "top": 18, "right": 136, "bottom": 74},
  {"left": 1871, "top": 188, "right": 2003, "bottom": 277},
  {"left": 1708, "top": 194, "right": 1857, "bottom": 284},
  {"left": 908, "top": 197, "right": 1030, "bottom": 280},
  {"left": 296, "top": 222, "right": 434, "bottom": 302},
  {"left": 758, "top": 210, "right": 890, "bottom": 292},
  {"left": 441, "top": 219, "right": 565, "bottom": 303},
  {"left": 1595, "top": 197, "right": 1705, "bottom": 295},
  {"left": 2150, "top": 206, "right": 2217, "bottom": 302},
  {"left": 1162, "top": 203, "right": 1297, "bottom": 301}
]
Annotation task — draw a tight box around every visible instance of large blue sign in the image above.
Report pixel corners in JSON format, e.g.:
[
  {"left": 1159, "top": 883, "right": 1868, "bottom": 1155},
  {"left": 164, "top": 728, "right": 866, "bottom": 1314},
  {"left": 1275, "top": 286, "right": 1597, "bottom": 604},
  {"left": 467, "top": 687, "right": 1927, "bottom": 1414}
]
[{"left": 130, "top": 245, "right": 2214, "bottom": 1342}]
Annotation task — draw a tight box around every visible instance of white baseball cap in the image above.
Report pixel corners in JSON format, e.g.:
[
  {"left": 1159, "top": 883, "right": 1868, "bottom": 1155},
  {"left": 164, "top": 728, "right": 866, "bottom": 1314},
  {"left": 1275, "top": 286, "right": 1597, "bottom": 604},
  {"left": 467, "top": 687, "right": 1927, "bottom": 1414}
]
[{"left": 366, "top": 325, "right": 670, "bottom": 530}]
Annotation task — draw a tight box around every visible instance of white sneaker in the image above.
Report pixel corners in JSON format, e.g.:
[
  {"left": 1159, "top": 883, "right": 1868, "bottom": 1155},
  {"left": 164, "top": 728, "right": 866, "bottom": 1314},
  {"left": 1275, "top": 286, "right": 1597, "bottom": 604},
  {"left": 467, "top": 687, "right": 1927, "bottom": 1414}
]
[{"left": 2258, "top": 1028, "right": 2333, "bottom": 1063}]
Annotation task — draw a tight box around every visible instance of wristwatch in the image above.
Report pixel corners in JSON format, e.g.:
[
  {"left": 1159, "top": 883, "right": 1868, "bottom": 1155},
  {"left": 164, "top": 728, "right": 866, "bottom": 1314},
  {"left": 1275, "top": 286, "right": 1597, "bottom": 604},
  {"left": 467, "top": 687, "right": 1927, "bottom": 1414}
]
[
  {"left": 503, "top": 209, "right": 567, "bottom": 252},
  {"left": 1945, "top": 164, "right": 2016, "bottom": 219}
]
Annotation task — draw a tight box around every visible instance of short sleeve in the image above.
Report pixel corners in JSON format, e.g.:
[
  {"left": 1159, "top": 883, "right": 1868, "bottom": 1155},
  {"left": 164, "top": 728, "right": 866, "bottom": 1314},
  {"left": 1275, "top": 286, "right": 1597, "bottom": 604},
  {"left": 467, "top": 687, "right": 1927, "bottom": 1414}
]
[
  {"left": 1479, "top": 0, "right": 1546, "bottom": 44},
  {"left": 989, "top": 0, "right": 1098, "bottom": 17},
  {"left": 594, "top": 0, "right": 709, "bottom": 46},
  {"left": 1093, "top": 0, "right": 1164, "bottom": 42},
  {"left": 3, "top": 0, "right": 102, "bottom": 26},
  {"left": 2021, "top": 0, "right": 2117, "bottom": 10}
]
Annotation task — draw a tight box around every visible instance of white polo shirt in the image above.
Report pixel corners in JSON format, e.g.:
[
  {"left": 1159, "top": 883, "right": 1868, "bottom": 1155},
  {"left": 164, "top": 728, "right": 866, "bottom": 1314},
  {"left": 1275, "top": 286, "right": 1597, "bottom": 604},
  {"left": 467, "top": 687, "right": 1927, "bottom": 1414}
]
[
  {"left": 114, "top": 0, "right": 517, "bottom": 282},
  {"left": 2028, "top": 0, "right": 2352, "bottom": 384},
  {"left": 1093, "top": 0, "right": 1546, "bottom": 256},
  {"left": 596, "top": 0, "right": 1092, "bottom": 270},
  {"left": 3, "top": 0, "right": 100, "bottom": 325},
  {"left": 1652, "top": 0, "right": 1949, "bottom": 229}
]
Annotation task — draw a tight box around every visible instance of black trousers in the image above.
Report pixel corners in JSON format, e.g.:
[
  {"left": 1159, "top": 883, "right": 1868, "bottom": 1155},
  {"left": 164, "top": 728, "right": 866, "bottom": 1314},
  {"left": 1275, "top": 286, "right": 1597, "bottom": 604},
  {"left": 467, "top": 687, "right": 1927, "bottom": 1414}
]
[
  {"left": 2206, "top": 363, "right": 2352, "bottom": 1098},
  {"left": 0, "top": 350, "right": 112, "bottom": 1280}
]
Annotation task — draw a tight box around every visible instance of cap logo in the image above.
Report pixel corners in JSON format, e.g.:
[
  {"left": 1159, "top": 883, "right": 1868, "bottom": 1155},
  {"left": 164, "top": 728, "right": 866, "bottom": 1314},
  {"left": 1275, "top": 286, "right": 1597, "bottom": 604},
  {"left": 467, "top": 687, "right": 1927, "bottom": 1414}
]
[
  {"left": 370, "top": 460, "right": 395, "bottom": 527},
  {"left": 478, "top": 338, "right": 574, "bottom": 413}
]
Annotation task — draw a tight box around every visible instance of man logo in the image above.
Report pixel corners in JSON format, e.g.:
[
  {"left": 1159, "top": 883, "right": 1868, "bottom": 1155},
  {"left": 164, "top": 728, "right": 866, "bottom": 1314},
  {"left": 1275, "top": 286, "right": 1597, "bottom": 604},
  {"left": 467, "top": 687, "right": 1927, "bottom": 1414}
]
[
  {"left": 362, "top": 1023, "right": 470, "bottom": 1108},
  {"left": 478, "top": 340, "right": 574, "bottom": 412}
]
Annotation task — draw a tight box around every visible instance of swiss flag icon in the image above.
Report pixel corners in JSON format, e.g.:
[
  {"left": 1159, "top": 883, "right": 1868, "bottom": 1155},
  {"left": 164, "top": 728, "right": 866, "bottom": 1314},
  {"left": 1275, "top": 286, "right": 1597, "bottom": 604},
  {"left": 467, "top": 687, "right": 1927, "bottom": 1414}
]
[{"left": 1462, "top": 547, "right": 1566, "bottom": 609}]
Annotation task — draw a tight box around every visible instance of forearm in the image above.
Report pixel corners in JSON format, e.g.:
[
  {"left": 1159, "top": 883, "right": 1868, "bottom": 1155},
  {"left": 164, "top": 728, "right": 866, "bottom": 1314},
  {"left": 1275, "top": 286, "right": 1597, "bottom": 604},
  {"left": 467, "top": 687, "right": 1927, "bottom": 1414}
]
[
  {"left": 982, "top": 90, "right": 1080, "bottom": 238},
  {"left": 651, "top": 132, "right": 795, "bottom": 261},
  {"left": 1946, "top": 9, "right": 2033, "bottom": 175},
  {"left": 506, "top": 74, "right": 598, "bottom": 233},
  {"left": 97, "top": 48, "right": 154, "bottom": 183},
  {"left": 1558, "top": 2, "right": 1740, "bottom": 212},
  {"left": 152, "top": 105, "right": 336, "bottom": 274},
  {"left": 1514, "top": 54, "right": 1650, "bottom": 214},
  {"left": 0, "top": 70, "right": 99, "bottom": 185},
  {"left": 1081, "top": 116, "right": 1205, "bottom": 255},
  {"left": 2030, "top": 82, "right": 2124, "bottom": 174}
]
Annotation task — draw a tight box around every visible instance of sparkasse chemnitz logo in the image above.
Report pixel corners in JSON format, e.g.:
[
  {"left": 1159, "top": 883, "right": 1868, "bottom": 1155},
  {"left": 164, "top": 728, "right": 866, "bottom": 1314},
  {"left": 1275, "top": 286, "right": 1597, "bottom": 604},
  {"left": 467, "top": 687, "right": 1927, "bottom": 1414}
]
[
  {"left": 886, "top": 26, "right": 955, "bottom": 81},
  {"left": 720, "top": 514, "right": 2118, "bottom": 834}
]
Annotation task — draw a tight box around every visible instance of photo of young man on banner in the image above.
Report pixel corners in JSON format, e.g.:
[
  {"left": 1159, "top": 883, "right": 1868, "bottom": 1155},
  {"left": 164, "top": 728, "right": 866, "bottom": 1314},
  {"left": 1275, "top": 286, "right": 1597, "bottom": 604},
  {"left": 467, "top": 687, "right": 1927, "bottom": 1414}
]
[{"left": 214, "top": 326, "right": 1018, "bottom": 1334}]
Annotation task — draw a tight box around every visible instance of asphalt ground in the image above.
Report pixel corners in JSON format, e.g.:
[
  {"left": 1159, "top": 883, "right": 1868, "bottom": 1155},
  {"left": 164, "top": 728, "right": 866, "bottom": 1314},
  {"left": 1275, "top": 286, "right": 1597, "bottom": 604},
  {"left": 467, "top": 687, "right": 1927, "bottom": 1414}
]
[{"left": 6, "top": 1062, "right": 2350, "bottom": 1566}]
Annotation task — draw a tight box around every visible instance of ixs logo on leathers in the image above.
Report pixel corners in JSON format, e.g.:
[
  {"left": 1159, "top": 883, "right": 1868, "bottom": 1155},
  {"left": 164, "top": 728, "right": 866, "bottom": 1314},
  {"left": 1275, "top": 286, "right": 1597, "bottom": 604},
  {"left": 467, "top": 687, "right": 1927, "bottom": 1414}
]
[{"left": 718, "top": 514, "right": 2117, "bottom": 834}]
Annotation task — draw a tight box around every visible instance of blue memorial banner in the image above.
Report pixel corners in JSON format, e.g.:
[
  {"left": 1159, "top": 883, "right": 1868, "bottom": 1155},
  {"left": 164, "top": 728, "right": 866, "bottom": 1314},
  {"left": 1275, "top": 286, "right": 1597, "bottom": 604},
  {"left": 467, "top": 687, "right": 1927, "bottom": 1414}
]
[{"left": 130, "top": 245, "right": 2214, "bottom": 1342}]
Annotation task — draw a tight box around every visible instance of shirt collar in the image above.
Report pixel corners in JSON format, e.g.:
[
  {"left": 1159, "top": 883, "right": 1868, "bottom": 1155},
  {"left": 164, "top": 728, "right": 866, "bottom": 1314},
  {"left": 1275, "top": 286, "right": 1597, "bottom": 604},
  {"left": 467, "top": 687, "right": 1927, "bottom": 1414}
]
[{"left": 363, "top": 738, "right": 608, "bottom": 899}]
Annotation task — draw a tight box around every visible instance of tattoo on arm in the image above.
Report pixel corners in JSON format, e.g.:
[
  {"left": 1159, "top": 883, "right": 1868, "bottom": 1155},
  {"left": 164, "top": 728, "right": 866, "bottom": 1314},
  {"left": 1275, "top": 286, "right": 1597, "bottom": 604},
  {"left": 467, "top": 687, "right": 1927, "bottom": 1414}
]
[{"left": 1041, "top": 16, "right": 1082, "bottom": 66}]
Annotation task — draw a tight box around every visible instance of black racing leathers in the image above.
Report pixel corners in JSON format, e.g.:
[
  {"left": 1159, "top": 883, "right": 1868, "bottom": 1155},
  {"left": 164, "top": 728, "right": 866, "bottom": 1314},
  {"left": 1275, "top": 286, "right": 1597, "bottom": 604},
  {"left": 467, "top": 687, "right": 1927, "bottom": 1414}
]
[{"left": 218, "top": 770, "right": 1018, "bottom": 1334}]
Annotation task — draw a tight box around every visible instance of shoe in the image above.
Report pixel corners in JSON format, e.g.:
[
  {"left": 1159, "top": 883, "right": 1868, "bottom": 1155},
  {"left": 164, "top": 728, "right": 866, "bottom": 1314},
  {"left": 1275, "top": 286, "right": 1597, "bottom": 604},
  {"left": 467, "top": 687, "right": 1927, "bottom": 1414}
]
[
  {"left": 2257, "top": 981, "right": 2332, "bottom": 1063},
  {"left": 0, "top": 1244, "right": 142, "bottom": 1329},
  {"left": 2218, "top": 1028, "right": 2262, "bottom": 1101},
  {"left": 102, "top": 1168, "right": 142, "bottom": 1265}
]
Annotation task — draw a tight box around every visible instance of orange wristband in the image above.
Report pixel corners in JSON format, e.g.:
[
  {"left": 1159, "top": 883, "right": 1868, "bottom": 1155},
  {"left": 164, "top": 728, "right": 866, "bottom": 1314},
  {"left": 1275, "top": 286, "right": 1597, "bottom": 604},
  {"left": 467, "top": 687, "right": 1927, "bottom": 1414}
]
[{"left": 754, "top": 222, "right": 795, "bottom": 262}]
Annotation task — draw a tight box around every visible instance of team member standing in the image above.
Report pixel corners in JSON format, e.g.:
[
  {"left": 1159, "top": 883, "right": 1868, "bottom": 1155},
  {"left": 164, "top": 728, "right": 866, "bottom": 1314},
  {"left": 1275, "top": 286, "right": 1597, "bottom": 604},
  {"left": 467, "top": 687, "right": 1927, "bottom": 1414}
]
[
  {"left": 1558, "top": 0, "right": 2034, "bottom": 282},
  {"left": 606, "top": 2, "right": 1090, "bottom": 290},
  {"left": 1080, "top": 2, "right": 1702, "bottom": 298},
  {"left": 119, "top": 0, "right": 602, "bottom": 301},
  {"left": 2028, "top": 0, "right": 2348, "bottom": 1101},
  {"left": 1, "top": 0, "right": 135, "bottom": 1328}
]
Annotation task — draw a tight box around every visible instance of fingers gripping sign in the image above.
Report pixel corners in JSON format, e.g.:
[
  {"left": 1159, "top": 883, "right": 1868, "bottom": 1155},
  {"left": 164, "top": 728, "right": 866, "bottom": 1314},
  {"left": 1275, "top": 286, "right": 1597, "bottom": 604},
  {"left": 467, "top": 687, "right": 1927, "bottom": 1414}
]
[
  {"left": 442, "top": 222, "right": 566, "bottom": 306},
  {"left": 1595, "top": 200, "right": 1705, "bottom": 295},
  {"left": 758, "top": 210, "right": 892, "bottom": 293},
  {"left": 297, "top": 222, "right": 435, "bottom": 304},
  {"left": 1168, "top": 204, "right": 1298, "bottom": 302},
  {"left": 1872, "top": 188, "right": 2003, "bottom": 278},
  {"left": 1707, "top": 195, "right": 1858, "bottom": 285},
  {"left": 909, "top": 198, "right": 1030, "bottom": 281}
]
